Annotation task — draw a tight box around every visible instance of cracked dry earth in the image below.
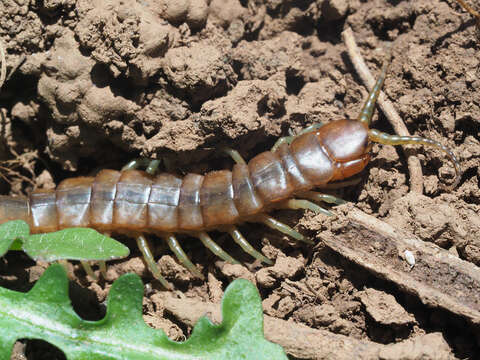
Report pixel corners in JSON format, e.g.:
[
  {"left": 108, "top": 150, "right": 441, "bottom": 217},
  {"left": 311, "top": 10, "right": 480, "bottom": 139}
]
[{"left": 1, "top": 0, "right": 480, "bottom": 359}]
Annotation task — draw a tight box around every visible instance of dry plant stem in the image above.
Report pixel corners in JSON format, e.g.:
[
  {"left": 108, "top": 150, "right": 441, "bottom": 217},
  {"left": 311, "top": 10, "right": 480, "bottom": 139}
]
[
  {"left": 455, "top": 0, "right": 480, "bottom": 27},
  {"left": 161, "top": 293, "right": 454, "bottom": 359},
  {"left": 321, "top": 205, "right": 480, "bottom": 325},
  {"left": 342, "top": 27, "right": 424, "bottom": 194}
]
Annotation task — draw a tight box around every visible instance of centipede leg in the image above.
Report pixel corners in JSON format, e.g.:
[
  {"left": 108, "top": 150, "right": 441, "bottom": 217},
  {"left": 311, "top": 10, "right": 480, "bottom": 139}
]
[
  {"left": 301, "top": 191, "right": 347, "bottom": 205},
  {"left": 279, "top": 198, "right": 333, "bottom": 216},
  {"left": 57, "top": 259, "right": 72, "bottom": 279},
  {"left": 96, "top": 231, "right": 111, "bottom": 278},
  {"left": 297, "top": 123, "right": 323, "bottom": 135},
  {"left": 222, "top": 147, "right": 246, "bottom": 165},
  {"left": 98, "top": 261, "right": 107, "bottom": 278},
  {"left": 80, "top": 261, "right": 97, "bottom": 280},
  {"left": 226, "top": 226, "right": 273, "bottom": 264},
  {"left": 146, "top": 159, "right": 161, "bottom": 175},
  {"left": 271, "top": 124, "right": 324, "bottom": 152},
  {"left": 122, "top": 158, "right": 150, "bottom": 171},
  {"left": 258, "top": 214, "right": 313, "bottom": 244},
  {"left": 123, "top": 158, "right": 161, "bottom": 174},
  {"left": 271, "top": 136, "right": 294, "bottom": 152},
  {"left": 195, "top": 231, "right": 240, "bottom": 264},
  {"left": 165, "top": 234, "right": 204, "bottom": 279},
  {"left": 136, "top": 235, "right": 171, "bottom": 289}
]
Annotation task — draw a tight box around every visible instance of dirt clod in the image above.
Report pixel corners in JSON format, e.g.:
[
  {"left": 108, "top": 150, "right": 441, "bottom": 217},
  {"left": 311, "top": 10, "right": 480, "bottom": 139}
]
[{"left": 357, "top": 288, "right": 416, "bottom": 327}]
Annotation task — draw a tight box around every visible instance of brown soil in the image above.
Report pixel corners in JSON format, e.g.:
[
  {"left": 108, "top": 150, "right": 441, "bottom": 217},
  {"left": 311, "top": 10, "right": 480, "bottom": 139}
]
[{"left": 1, "top": 0, "right": 480, "bottom": 359}]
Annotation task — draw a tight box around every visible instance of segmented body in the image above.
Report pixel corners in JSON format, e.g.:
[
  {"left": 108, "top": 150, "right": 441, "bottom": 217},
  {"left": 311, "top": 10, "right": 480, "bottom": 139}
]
[
  {"left": 0, "top": 54, "right": 460, "bottom": 285},
  {"left": 0, "top": 119, "right": 370, "bottom": 235}
]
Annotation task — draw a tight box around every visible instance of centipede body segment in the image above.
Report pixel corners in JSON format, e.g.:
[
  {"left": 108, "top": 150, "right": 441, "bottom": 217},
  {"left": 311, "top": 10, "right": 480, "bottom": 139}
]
[{"left": 0, "top": 55, "right": 461, "bottom": 286}]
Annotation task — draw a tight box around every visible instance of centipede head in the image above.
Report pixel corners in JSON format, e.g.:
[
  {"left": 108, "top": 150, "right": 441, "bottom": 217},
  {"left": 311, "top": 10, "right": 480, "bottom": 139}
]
[
  {"left": 314, "top": 119, "right": 371, "bottom": 181},
  {"left": 355, "top": 53, "right": 461, "bottom": 189}
]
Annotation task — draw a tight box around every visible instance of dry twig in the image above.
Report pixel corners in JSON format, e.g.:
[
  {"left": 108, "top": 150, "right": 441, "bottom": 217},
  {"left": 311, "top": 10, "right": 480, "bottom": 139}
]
[
  {"left": 161, "top": 292, "right": 454, "bottom": 359},
  {"left": 455, "top": 0, "right": 480, "bottom": 31},
  {"left": 0, "top": 149, "right": 37, "bottom": 187},
  {"left": 321, "top": 205, "right": 480, "bottom": 326},
  {"left": 342, "top": 27, "right": 424, "bottom": 194}
]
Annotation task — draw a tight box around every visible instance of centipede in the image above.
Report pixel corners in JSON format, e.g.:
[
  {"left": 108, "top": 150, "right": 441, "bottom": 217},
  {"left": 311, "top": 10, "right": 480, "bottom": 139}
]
[{"left": 0, "top": 56, "right": 461, "bottom": 288}]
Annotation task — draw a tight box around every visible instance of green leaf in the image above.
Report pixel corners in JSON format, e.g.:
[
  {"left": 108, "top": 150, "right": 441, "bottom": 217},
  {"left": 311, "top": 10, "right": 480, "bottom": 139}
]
[
  {"left": 8, "top": 239, "right": 23, "bottom": 251},
  {"left": 0, "top": 264, "right": 287, "bottom": 360},
  {"left": 23, "top": 228, "right": 130, "bottom": 262},
  {"left": 0, "top": 220, "right": 29, "bottom": 256}
]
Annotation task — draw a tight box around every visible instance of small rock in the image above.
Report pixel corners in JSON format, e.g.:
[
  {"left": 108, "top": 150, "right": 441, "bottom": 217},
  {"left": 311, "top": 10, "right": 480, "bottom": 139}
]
[
  {"left": 186, "top": 0, "right": 208, "bottom": 30},
  {"left": 357, "top": 288, "right": 416, "bottom": 327},
  {"left": 256, "top": 255, "right": 303, "bottom": 288},
  {"left": 403, "top": 250, "right": 416, "bottom": 269},
  {"left": 158, "top": 255, "right": 197, "bottom": 283},
  {"left": 209, "top": 0, "right": 246, "bottom": 28},
  {"left": 256, "top": 268, "right": 277, "bottom": 288},
  {"left": 448, "top": 245, "right": 459, "bottom": 257},
  {"left": 11, "top": 101, "right": 38, "bottom": 124},
  {"left": 262, "top": 293, "right": 281, "bottom": 317},
  {"left": 35, "top": 170, "right": 56, "bottom": 190},
  {"left": 276, "top": 296, "right": 296, "bottom": 318},
  {"left": 106, "top": 257, "right": 146, "bottom": 280},
  {"left": 163, "top": 0, "right": 189, "bottom": 23},
  {"left": 271, "top": 255, "right": 304, "bottom": 278},
  {"left": 462, "top": 244, "right": 480, "bottom": 266},
  {"left": 379, "top": 333, "right": 454, "bottom": 360},
  {"left": 220, "top": 263, "right": 256, "bottom": 284},
  {"left": 295, "top": 304, "right": 337, "bottom": 327}
]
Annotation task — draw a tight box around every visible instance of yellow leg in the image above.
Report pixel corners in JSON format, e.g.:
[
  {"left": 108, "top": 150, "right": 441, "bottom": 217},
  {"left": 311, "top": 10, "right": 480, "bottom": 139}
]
[
  {"left": 136, "top": 235, "right": 171, "bottom": 289},
  {"left": 165, "top": 234, "right": 204, "bottom": 279}
]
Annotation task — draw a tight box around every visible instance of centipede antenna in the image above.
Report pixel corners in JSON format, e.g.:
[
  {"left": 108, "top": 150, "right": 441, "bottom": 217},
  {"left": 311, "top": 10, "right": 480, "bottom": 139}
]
[
  {"left": 136, "top": 235, "right": 172, "bottom": 289},
  {"left": 369, "top": 129, "right": 461, "bottom": 188},
  {"left": 196, "top": 231, "right": 240, "bottom": 264},
  {"left": 259, "top": 214, "right": 313, "bottom": 244},
  {"left": 357, "top": 51, "right": 391, "bottom": 126},
  {"left": 165, "top": 234, "right": 204, "bottom": 279},
  {"left": 280, "top": 199, "right": 333, "bottom": 216},
  {"left": 99, "top": 261, "right": 107, "bottom": 278},
  {"left": 301, "top": 191, "right": 347, "bottom": 205},
  {"left": 80, "top": 261, "right": 97, "bottom": 280},
  {"left": 226, "top": 226, "right": 273, "bottom": 265}
]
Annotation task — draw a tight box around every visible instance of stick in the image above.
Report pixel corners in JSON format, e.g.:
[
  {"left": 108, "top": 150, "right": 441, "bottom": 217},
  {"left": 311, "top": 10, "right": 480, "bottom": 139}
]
[
  {"left": 161, "top": 292, "right": 454, "bottom": 359},
  {"left": 455, "top": 0, "right": 480, "bottom": 28},
  {"left": 320, "top": 205, "right": 480, "bottom": 325},
  {"left": 342, "top": 27, "right": 424, "bottom": 194}
]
